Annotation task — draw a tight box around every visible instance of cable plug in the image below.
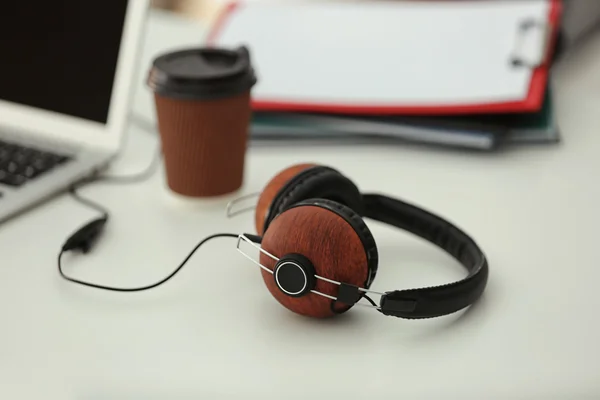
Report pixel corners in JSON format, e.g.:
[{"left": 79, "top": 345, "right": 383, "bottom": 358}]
[
  {"left": 62, "top": 216, "right": 108, "bottom": 253},
  {"left": 243, "top": 233, "right": 262, "bottom": 244}
]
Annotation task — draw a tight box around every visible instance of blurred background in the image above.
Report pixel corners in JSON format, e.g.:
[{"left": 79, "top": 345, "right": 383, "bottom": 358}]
[
  {"left": 150, "top": 0, "right": 600, "bottom": 48},
  {"left": 149, "top": 0, "right": 600, "bottom": 25},
  {"left": 151, "top": 0, "right": 222, "bottom": 23}
]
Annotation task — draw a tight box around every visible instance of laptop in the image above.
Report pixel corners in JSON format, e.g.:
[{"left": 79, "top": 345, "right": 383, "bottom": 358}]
[{"left": 0, "top": 0, "right": 149, "bottom": 223}]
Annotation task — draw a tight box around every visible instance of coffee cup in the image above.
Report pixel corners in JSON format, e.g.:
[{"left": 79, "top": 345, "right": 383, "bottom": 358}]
[{"left": 147, "top": 46, "right": 257, "bottom": 197}]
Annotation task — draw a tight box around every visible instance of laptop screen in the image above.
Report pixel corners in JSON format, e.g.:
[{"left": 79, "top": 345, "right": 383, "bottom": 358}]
[{"left": 0, "top": 2, "right": 129, "bottom": 125}]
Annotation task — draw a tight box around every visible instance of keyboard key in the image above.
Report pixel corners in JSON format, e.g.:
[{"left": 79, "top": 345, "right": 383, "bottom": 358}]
[
  {"left": 13, "top": 151, "right": 29, "bottom": 165},
  {"left": 0, "top": 138, "right": 72, "bottom": 187},
  {"left": 0, "top": 149, "right": 9, "bottom": 162},
  {"left": 0, "top": 171, "right": 27, "bottom": 187},
  {"left": 23, "top": 166, "right": 37, "bottom": 179},
  {"left": 7, "top": 161, "right": 18, "bottom": 174},
  {"left": 32, "top": 157, "right": 55, "bottom": 172}
]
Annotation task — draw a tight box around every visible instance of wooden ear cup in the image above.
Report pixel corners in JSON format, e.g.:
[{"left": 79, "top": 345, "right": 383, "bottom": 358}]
[
  {"left": 255, "top": 164, "right": 364, "bottom": 235},
  {"left": 255, "top": 163, "right": 317, "bottom": 234},
  {"left": 259, "top": 203, "right": 372, "bottom": 318}
]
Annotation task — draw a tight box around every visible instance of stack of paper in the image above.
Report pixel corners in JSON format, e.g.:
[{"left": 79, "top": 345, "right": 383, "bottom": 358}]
[{"left": 209, "top": 0, "right": 563, "bottom": 150}]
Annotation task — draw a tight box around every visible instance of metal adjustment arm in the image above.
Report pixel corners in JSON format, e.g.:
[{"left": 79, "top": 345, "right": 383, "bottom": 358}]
[
  {"left": 226, "top": 193, "right": 260, "bottom": 218},
  {"left": 236, "top": 234, "right": 383, "bottom": 310}
]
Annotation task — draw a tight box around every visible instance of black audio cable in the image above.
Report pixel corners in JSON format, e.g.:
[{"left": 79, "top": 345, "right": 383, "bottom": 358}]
[
  {"left": 58, "top": 232, "right": 241, "bottom": 292},
  {"left": 62, "top": 121, "right": 163, "bottom": 256},
  {"left": 58, "top": 116, "right": 262, "bottom": 292}
]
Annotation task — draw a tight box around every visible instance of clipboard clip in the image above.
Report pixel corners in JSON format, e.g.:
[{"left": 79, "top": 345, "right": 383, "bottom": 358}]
[{"left": 510, "top": 18, "right": 553, "bottom": 68}]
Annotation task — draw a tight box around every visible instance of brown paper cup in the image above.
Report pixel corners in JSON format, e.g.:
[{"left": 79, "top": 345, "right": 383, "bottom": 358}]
[
  {"left": 147, "top": 46, "right": 257, "bottom": 198},
  {"left": 154, "top": 91, "right": 251, "bottom": 197}
]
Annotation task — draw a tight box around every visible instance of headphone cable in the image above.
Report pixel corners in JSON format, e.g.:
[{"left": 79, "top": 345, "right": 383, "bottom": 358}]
[
  {"left": 58, "top": 233, "right": 239, "bottom": 292},
  {"left": 61, "top": 126, "right": 163, "bottom": 257},
  {"left": 58, "top": 117, "right": 260, "bottom": 292},
  {"left": 59, "top": 149, "right": 257, "bottom": 292}
]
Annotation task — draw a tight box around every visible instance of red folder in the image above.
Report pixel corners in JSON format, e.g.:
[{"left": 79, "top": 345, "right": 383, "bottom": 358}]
[{"left": 208, "top": 0, "right": 562, "bottom": 116}]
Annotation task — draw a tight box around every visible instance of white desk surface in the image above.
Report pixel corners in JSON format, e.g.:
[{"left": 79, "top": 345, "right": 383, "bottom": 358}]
[{"left": 1, "top": 9, "right": 600, "bottom": 400}]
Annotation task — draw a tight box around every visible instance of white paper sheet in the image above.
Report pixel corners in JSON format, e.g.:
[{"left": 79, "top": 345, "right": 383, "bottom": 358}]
[{"left": 212, "top": 0, "right": 552, "bottom": 109}]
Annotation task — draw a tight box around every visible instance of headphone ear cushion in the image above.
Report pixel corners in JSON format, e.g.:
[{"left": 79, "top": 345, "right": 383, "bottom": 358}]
[
  {"left": 259, "top": 166, "right": 363, "bottom": 233},
  {"left": 255, "top": 163, "right": 318, "bottom": 234}
]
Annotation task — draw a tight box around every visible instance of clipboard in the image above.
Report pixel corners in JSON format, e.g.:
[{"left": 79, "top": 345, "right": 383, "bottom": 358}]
[{"left": 209, "top": 0, "right": 562, "bottom": 115}]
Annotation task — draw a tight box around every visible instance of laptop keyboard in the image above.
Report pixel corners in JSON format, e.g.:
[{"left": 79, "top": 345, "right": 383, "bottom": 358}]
[{"left": 0, "top": 139, "right": 71, "bottom": 188}]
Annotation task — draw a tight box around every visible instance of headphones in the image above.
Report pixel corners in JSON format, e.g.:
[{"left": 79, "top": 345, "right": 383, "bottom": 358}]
[
  {"left": 59, "top": 162, "right": 488, "bottom": 321},
  {"left": 233, "top": 163, "right": 489, "bottom": 319}
]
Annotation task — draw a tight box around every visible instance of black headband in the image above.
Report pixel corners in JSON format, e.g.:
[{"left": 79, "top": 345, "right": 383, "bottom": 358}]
[{"left": 362, "top": 194, "right": 488, "bottom": 319}]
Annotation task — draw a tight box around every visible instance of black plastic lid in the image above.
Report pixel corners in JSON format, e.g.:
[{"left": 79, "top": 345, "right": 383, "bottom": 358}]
[{"left": 147, "top": 46, "right": 257, "bottom": 100}]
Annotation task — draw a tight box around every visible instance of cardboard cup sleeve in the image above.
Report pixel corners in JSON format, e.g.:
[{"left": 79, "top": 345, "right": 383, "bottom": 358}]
[{"left": 147, "top": 46, "right": 257, "bottom": 197}]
